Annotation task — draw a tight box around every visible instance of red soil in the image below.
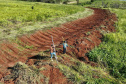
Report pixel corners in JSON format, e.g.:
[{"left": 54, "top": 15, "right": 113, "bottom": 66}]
[
  {"left": 0, "top": 8, "right": 117, "bottom": 83},
  {"left": 40, "top": 65, "right": 69, "bottom": 84},
  {"left": 49, "top": 67, "right": 68, "bottom": 84}
]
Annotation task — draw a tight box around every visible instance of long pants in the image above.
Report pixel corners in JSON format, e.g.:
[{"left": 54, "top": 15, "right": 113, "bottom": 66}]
[
  {"left": 63, "top": 47, "right": 66, "bottom": 54},
  {"left": 51, "top": 52, "right": 56, "bottom": 59}
]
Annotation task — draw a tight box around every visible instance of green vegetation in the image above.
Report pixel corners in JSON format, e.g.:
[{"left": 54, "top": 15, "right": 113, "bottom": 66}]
[
  {"left": 88, "top": 8, "right": 126, "bottom": 81},
  {"left": 0, "top": 0, "right": 84, "bottom": 27},
  {"left": 90, "top": 0, "right": 126, "bottom": 8},
  {"left": 18, "top": 0, "right": 69, "bottom": 4},
  {"left": 0, "top": 8, "right": 93, "bottom": 40},
  {"left": 0, "top": 0, "right": 95, "bottom": 40},
  {"left": 69, "top": 0, "right": 90, "bottom": 3},
  {"left": 86, "top": 0, "right": 126, "bottom": 83},
  {"left": 58, "top": 54, "right": 118, "bottom": 84},
  {"left": 68, "top": 0, "right": 92, "bottom": 5},
  {"left": 4, "top": 62, "right": 45, "bottom": 84}
]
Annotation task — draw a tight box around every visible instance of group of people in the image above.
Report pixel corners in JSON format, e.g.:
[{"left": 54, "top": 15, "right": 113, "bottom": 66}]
[{"left": 50, "top": 41, "right": 68, "bottom": 61}]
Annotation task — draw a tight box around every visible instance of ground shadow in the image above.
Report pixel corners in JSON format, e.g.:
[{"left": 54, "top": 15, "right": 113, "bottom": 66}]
[
  {"left": 78, "top": 57, "right": 85, "bottom": 61},
  {"left": 28, "top": 55, "right": 50, "bottom": 60},
  {"left": 8, "top": 67, "right": 14, "bottom": 69}
]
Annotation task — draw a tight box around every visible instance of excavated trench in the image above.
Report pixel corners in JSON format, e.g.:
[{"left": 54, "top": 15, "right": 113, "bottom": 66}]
[{"left": 0, "top": 8, "right": 117, "bottom": 83}]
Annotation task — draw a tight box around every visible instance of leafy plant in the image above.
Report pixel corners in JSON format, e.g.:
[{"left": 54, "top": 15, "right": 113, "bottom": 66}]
[{"left": 88, "top": 8, "right": 126, "bottom": 82}]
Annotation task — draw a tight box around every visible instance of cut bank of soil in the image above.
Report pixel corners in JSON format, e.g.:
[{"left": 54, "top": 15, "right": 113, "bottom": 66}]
[
  {"left": 0, "top": 8, "right": 117, "bottom": 83},
  {"left": 40, "top": 65, "right": 70, "bottom": 84}
]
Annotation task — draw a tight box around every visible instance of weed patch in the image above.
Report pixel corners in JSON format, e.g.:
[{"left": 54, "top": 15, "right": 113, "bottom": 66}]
[{"left": 4, "top": 62, "right": 44, "bottom": 84}]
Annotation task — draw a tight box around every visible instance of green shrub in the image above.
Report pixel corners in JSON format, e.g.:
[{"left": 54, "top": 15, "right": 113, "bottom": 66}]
[{"left": 88, "top": 8, "right": 126, "bottom": 80}]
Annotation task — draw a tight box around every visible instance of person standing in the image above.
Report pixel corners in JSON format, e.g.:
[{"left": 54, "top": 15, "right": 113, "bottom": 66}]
[
  {"left": 63, "top": 41, "right": 68, "bottom": 54},
  {"left": 50, "top": 44, "right": 56, "bottom": 61}
]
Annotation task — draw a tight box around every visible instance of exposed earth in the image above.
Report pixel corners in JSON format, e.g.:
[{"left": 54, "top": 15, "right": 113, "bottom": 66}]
[{"left": 0, "top": 8, "right": 117, "bottom": 84}]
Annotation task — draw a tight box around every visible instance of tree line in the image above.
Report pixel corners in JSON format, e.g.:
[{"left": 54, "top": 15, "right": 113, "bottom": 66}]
[{"left": 20, "top": 0, "right": 95, "bottom": 4}]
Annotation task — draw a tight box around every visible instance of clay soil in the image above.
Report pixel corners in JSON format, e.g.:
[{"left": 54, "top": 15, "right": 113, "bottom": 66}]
[{"left": 0, "top": 8, "right": 117, "bottom": 84}]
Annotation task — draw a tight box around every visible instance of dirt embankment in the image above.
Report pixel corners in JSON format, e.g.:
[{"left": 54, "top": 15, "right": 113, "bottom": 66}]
[{"left": 0, "top": 8, "right": 117, "bottom": 84}]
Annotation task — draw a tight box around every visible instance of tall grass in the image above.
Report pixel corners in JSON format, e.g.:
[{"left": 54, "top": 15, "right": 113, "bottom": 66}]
[
  {"left": 58, "top": 59, "right": 118, "bottom": 84},
  {"left": 88, "top": 7, "right": 126, "bottom": 83},
  {"left": 0, "top": 0, "right": 84, "bottom": 27}
]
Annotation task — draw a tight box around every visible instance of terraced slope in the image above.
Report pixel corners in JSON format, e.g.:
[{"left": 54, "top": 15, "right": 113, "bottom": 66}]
[{"left": 0, "top": 8, "right": 117, "bottom": 83}]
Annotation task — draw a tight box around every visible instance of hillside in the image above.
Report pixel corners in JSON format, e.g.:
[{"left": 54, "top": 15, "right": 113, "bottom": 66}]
[
  {"left": 0, "top": 0, "right": 126, "bottom": 84},
  {"left": 0, "top": 0, "right": 87, "bottom": 40},
  {"left": 0, "top": 7, "right": 119, "bottom": 84}
]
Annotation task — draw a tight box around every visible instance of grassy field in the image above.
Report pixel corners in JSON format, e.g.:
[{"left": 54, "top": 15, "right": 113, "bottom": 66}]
[
  {"left": 0, "top": 0, "right": 84, "bottom": 27},
  {"left": 0, "top": 0, "right": 94, "bottom": 40}
]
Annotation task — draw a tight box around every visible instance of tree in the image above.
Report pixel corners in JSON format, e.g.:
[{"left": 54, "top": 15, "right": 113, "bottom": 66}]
[
  {"left": 76, "top": 0, "right": 79, "bottom": 4},
  {"left": 91, "top": 0, "right": 94, "bottom": 2}
]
